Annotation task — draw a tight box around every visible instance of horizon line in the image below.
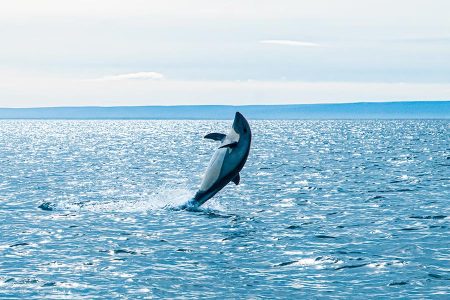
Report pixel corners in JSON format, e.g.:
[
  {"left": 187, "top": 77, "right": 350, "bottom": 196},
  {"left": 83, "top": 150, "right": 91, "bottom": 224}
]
[{"left": 1, "top": 100, "right": 449, "bottom": 109}]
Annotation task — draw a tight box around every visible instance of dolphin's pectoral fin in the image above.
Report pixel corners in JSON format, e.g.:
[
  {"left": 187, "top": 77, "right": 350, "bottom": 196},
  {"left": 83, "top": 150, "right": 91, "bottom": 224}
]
[
  {"left": 219, "top": 141, "right": 238, "bottom": 149},
  {"left": 204, "top": 133, "right": 226, "bottom": 141},
  {"left": 232, "top": 173, "right": 240, "bottom": 185}
]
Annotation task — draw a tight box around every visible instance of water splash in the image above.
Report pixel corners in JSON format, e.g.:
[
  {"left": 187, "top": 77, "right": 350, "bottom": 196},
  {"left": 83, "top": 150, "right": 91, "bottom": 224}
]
[
  {"left": 38, "top": 187, "right": 227, "bottom": 213},
  {"left": 38, "top": 188, "right": 193, "bottom": 213}
]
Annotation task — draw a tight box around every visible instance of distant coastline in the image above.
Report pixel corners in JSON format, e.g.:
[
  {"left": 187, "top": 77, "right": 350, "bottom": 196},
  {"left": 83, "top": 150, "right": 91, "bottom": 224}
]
[{"left": 0, "top": 101, "right": 449, "bottom": 119}]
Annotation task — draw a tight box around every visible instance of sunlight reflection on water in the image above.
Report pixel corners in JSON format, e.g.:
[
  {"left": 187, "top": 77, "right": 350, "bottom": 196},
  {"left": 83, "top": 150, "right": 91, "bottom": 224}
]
[{"left": 0, "top": 120, "right": 449, "bottom": 298}]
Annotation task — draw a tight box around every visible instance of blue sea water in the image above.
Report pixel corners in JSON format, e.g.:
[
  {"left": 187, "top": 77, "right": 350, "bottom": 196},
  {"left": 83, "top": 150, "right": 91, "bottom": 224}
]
[{"left": 0, "top": 120, "right": 449, "bottom": 299}]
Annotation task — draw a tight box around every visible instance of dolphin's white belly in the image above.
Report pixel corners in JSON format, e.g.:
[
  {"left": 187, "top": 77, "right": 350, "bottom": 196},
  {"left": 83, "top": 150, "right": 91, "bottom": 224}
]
[{"left": 199, "top": 148, "right": 227, "bottom": 192}]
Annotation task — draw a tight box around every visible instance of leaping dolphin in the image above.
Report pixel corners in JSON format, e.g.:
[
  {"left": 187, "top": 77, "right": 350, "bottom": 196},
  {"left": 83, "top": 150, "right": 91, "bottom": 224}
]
[{"left": 181, "top": 112, "right": 251, "bottom": 209}]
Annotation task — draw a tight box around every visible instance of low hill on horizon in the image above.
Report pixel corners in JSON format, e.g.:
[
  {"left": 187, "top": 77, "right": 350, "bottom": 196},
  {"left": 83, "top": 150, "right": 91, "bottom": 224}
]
[{"left": 0, "top": 101, "right": 449, "bottom": 119}]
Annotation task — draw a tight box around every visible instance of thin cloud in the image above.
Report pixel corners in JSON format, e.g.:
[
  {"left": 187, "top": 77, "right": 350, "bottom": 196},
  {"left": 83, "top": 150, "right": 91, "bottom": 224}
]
[
  {"left": 94, "top": 72, "right": 165, "bottom": 81},
  {"left": 260, "top": 40, "right": 321, "bottom": 47}
]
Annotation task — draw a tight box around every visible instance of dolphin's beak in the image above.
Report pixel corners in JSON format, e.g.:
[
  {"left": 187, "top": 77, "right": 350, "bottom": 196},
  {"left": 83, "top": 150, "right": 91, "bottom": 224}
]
[
  {"left": 232, "top": 112, "right": 250, "bottom": 134},
  {"left": 232, "top": 112, "right": 244, "bottom": 128}
]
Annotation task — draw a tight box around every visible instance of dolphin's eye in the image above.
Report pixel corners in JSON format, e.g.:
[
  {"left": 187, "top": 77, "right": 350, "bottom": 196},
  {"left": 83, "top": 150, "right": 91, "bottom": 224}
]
[{"left": 244, "top": 128, "right": 247, "bottom": 133}]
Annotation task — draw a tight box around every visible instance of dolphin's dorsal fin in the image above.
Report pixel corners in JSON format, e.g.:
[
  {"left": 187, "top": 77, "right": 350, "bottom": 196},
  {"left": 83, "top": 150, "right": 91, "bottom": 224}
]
[
  {"left": 219, "top": 141, "right": 238, "bottom": 149},
  {"left": 232, "top": 173, "right": 240, "bottom": 185},
  {"left": 204, "top": 133, "right": 226, "bottom": 141}
]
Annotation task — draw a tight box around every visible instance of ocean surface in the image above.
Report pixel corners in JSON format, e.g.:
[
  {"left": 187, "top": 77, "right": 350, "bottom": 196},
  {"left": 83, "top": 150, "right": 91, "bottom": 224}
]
[{"left": 0, "top": 120, "right": 449, "bottom": 299}]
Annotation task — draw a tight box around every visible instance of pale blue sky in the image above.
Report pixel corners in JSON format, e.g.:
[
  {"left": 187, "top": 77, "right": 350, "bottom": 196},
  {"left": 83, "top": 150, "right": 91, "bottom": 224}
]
[{"left": 1, "top": 0, "right": 449, "bottom": 107}]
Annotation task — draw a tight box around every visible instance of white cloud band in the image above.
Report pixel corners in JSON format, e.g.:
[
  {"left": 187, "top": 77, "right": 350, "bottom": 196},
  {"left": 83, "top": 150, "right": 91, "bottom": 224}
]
[
  {"left": 260, "top": 40, "right": 321, "bottom": 47},
  {"left": 1, "top": 71, "right": 449, "bottom": 107},
  {"left": 95, "top": 72, "right": 165, "bottom": 81}
]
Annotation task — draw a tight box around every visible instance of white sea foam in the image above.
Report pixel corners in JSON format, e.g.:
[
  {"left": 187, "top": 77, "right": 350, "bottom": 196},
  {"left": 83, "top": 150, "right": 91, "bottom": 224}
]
[{"left": 53, "top": 188, "right": 193, "bottom": 212}]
